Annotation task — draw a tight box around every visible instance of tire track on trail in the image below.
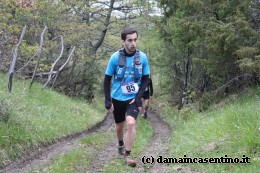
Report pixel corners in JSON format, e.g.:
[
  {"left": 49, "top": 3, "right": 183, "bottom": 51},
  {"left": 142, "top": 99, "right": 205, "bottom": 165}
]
[
  {"left": 0, "top": 113, "right": 114, "bottom": 173},
  {"left": 87, "top": 111, "right": 172, "bottom": 172},
  {"left": 1, "top": 111, "right": 172, "bottom": 173}
]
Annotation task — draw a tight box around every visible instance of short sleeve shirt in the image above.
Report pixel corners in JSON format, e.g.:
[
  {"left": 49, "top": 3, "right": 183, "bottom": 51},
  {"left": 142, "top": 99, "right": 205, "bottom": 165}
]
[{"left": 105, "top": 50, "right": 150, "bottom": 101}]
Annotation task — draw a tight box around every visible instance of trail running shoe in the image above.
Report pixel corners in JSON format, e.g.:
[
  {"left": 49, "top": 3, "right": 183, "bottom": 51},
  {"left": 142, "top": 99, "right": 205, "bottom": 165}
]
[
  {"left": 118, "top": 145, "right": 125, "bottom": 156},
  {"left": 125, "top": 155, "right": 137, "bottom": 167},
  {"left": 143, "top": 112, "right": 147, "bottom": 119}
]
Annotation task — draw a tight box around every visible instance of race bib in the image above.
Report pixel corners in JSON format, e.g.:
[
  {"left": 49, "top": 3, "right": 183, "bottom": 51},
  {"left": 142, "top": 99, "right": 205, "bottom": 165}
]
[{"left": 121, "top": 82, "right": 139, "bottom": 95}]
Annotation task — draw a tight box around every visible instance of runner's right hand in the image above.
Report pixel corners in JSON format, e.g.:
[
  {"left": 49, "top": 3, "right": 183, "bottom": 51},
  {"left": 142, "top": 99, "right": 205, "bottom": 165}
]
[{"left": 108, "top": 104, "right": 114, "bottom": 113}]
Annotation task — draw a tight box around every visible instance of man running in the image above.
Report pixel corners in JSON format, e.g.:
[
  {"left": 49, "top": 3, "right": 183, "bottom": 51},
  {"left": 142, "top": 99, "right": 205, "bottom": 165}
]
[{"left": 103, "top": 27, "right": 150, "bottom": 167}]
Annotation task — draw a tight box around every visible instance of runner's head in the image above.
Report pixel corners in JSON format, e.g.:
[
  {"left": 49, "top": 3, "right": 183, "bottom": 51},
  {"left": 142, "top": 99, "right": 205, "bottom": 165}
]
[{"left": 121, "top": 28, "right": 138, "bottom": 54}]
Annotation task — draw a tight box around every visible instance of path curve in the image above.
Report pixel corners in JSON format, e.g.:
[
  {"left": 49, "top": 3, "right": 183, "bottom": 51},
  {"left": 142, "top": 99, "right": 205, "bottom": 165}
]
[
  {"left": 0, "top": 111, "right": 172, "bottom": 173},
  {"left": 0, "top": 113, "right": 114, "bottom": 173}
]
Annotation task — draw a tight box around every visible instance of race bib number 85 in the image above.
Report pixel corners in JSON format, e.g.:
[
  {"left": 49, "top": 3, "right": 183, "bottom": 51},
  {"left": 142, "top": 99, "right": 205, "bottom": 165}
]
[{"left": 121, "top": 82, "right": 139, "bottom": 95}]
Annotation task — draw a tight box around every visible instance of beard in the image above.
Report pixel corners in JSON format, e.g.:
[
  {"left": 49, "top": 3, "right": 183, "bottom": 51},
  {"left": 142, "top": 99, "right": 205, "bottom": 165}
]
[{"left": 129, "top": 47, "right": 136, "bottom": 52}]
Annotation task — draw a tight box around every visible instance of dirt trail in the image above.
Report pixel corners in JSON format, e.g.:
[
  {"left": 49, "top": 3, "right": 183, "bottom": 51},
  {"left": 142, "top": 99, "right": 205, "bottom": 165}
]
[{"left": 0, "top": 111, "right": 172, "bottom": 173}]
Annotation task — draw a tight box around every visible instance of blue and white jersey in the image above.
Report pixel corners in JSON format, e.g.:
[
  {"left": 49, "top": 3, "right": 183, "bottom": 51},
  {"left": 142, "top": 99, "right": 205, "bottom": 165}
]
[{"left": 105, "top": 50, "right": 150, "bottom": 101}]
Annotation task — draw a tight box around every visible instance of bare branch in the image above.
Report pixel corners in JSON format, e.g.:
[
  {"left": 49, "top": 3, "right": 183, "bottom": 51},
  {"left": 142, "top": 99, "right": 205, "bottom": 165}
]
[
  {"left": 29, "top": 26, "right": 47, "bottom": 89},
  {"left": 58, "top": 46, "right": 75, "bottom": 72},
  {"left": 52, "top": 46, "right": 76, "bottom": 88},
  {"left": 16, "top": 51, "right": 37, "bottom": 73},
  {"left": 43, "top": 36, "right": 64, "bottom": 88},
  {"left": 7, "top": 25, "right": 27, "bottom": 93},
  {"left": 92, "top": 0, "right": 115, "bottom": 51}
]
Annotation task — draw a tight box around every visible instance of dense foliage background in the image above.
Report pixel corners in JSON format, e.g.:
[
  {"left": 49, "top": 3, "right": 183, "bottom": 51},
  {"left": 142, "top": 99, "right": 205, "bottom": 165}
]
[
  {"left": 0, "top": 0, "right": 259, "bottom": 107},
  {"left": 156, "top": 0, "right": 259, "bottom": 108}
]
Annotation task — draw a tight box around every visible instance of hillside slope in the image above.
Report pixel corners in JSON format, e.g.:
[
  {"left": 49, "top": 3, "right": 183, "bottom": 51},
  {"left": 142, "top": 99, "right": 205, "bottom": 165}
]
[
  {"left": 0, "top": 73, "right": 106, "bottom": 168},
  {"left": 154, "top": 86, "right": 259, "bottom": 172}
]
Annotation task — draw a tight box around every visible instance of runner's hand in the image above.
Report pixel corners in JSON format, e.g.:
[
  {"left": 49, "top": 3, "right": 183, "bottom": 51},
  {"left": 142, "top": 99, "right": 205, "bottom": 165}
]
[
  {"left": 108, "top": 104, "right": 114, "bottom": 113},
  {"left": 129, "top": 99, "right": 142, "bottom": 112},
  {"left": 129, "top": 99, "right": 135, "bottom": 104}
]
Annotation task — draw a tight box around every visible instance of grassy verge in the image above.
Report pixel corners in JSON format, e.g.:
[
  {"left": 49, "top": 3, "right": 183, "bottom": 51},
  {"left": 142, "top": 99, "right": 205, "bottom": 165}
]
[
  {"left": 155, "top": 86, "right": 259, "bottom": 172},
  {"left": 0, "top": 73, "right": 106, "bottom": 168}
]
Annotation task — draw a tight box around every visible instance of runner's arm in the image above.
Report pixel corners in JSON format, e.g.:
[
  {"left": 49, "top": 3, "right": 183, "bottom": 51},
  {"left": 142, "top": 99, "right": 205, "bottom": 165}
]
[
  {"left": 103, "top": 74, "right": 112, "bottom": 109},
  {"left": 135, "top": 74, "right": 149, "bottom": 107},
  {"left": 149, "top": 78, "right": 153, "bottom": 96}
]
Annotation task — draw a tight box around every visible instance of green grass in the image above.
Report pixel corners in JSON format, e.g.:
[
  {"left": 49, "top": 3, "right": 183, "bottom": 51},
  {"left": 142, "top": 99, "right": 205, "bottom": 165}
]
[
  {"left": 32, "top": 115, "right": 153, "bottom": 173},
  {"left": 35, "top": 148, "right": 92, "bottom": 173},
  {"left": 34, "top": 131, "right": 115, "bottom": 173},
  {"left": 157, "top": 86, "right": 260, "bottom": 173},
  {"left": 0, "top": 73, "right": 106, "bottom": 168}
]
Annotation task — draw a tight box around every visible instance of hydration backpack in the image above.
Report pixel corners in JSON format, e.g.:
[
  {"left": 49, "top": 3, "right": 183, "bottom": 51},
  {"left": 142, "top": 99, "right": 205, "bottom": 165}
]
[{"left": 115, "top": 49, "right": 142, "bottom": 82}]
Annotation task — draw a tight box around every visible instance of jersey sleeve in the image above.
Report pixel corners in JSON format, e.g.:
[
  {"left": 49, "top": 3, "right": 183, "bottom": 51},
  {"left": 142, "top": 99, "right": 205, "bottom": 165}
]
[
  {"left": 105, "top": 53, "right": 118, "bottom": 76},
  {"left": 142, "top": 53, "right": 150, "bottom": 76}
]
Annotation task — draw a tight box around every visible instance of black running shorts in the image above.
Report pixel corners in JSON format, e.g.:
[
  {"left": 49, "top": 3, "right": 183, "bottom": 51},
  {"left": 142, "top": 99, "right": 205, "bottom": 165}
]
[
  {"left": 142, "top": 90, "right": 150, "bottom": 100},
  {"left": 112, "top": 98, "right": 139, "bottom": 124}
]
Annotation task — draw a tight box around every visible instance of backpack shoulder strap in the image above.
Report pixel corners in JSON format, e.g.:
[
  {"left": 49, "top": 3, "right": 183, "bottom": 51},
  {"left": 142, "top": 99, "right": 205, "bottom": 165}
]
[
  {"left": 118, "top": 49, "right": 126, "bottom": 66},
  {"left": 134, "top": 49, "right": 141, "bottom": 65},
  {"left": 114, "top": 49, "right": 126, "bottom": 81}
]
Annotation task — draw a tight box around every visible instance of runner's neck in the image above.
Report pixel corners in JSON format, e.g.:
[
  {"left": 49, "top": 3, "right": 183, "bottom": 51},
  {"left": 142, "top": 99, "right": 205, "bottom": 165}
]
[{"left": 123, "top": 49, "right": 136, "bottom": 57}]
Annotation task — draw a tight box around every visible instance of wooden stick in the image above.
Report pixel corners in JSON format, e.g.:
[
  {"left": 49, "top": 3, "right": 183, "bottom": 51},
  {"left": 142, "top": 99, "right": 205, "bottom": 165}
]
[
  {"left": 8, "top": 25, "right": 27, "bottom": 93},
  {"left": 52, "top": 46, "right": 76, "bottom": 88},
  {"left": 43, "top": 36, "right": 64, "bottom": 88},
  {"left": 30, "top": 26, "right": 47, "bottom": 89}
]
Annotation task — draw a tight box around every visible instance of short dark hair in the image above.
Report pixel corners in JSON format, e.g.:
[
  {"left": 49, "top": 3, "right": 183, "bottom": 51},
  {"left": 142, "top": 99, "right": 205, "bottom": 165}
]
[{"left": 121, "top": 27, "right": 138, "bottom": 41}]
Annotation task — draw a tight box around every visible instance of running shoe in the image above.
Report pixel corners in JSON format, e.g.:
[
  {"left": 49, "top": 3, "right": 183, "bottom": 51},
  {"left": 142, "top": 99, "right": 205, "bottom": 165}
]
[
  {"left": 125, "top": 155, "right": 137, "bottom": 167},
  {"left": 143, "top": 112, "right": 147, "bottom": 119},
  {"left": 118, "top": 145, "right": 125, "bottom": 156}
]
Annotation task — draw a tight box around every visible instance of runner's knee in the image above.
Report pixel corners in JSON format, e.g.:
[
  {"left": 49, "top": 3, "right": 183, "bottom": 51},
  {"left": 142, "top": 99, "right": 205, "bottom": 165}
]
[
  {"left": 116, "top": 122, "right": 124, "bottom": 130},
  {"left": 126, "top": 117, "right": 136, "bottom": 128}
]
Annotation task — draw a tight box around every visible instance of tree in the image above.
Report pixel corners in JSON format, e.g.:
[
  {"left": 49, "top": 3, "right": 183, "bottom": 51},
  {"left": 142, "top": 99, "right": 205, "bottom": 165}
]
[
  {"left": 0, "top": 0, "right": 158, "bottom": 101},
  {"left": 156, "top": 0, "right": 259, "bottom": 107}
]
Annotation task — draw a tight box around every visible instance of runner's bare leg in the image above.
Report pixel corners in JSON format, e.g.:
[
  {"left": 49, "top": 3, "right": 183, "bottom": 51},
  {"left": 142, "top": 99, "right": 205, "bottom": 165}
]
[
  {"left": 116, "top": 121, "right": 125, "bottom": 141},
  {"left": 125, "top": 116, "right": 136, "bottom": 151}
]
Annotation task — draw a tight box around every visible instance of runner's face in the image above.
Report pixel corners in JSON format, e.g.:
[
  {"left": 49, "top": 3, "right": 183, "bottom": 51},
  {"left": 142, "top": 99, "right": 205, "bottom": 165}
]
[{"left": 122, "top": 33, "right": 137, "bottom": 54}]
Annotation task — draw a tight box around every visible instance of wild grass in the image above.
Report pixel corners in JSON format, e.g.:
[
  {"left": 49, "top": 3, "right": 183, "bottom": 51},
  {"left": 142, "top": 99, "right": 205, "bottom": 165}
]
[
  {"left": 37, "top": 115, "right": 153, "bottom": 173},
  {"left": 34, "top": 131, "right": 115, "bottom": 173},
  {"left": 157, "top": 86, "right": 259, "bottom": 173},
  {"left": 0, "top": 73, "right": 106, "bottom": 168}
]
